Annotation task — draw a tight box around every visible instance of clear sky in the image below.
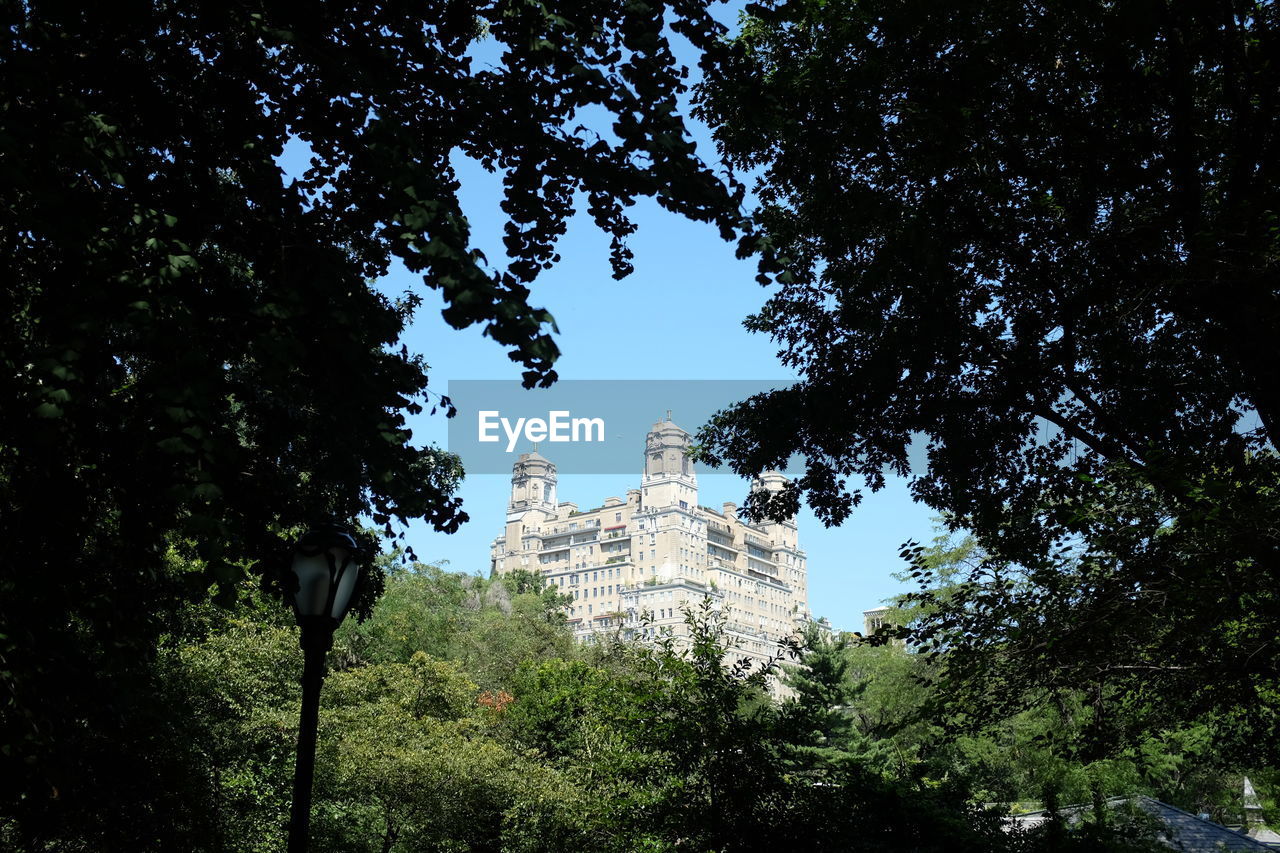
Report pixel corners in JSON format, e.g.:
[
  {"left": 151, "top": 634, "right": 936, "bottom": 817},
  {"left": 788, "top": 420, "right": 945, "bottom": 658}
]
[{"left": 281, "top": 10, "right": 942, "bottom": 633}]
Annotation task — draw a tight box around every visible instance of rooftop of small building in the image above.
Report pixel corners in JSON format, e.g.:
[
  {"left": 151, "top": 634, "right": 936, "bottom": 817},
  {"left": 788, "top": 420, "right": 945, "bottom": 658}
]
[{"left": 1008, "top": 795, "right": 1278, "bottom": 851}]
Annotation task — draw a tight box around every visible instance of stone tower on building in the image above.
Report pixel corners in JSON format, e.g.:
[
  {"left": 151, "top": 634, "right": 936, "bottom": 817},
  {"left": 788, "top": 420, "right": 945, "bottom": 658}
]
[
  {"left": 491, "top": 414, "right": 812, "bottom": 673},
  {"left": 643, "top": 411, "right": 699, "bottom": 508},
  {"left": 509, "top": 450, "right": 557, "bottom": 515}
]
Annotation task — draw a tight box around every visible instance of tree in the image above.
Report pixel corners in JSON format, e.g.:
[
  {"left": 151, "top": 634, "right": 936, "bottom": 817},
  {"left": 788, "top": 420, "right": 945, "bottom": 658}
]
[
  {"left": 509, "top": 601, "right": 1025, "bottom": 853},
  {"left": 885, "top": 535, "right": 1277, "bottom": 826},
  {"left": 783, "top": 624, "right": 854, "bottom": 750},
  {"left": 693, "top": 0, "right": 1280, "bottom": 755},
  {"left": 312, "top": 653, "right": 593, "bottom": 853},
  {"left": 332, "top": 561, "right": 575, "bottom": 686},
  {"left": 1, "top": 0, "right": 745, "bottom": 835},
  {"left": 166, "top": 615, "right": 303, "bottom": 853}
]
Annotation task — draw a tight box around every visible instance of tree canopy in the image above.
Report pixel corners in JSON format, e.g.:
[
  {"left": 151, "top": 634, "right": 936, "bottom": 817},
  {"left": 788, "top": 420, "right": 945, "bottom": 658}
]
[
  {"left": 0, "top": 0, "right": 745, "bottom": 815},
  {"left": 0, "top": 562, "right": 1033, "bottom": 852},
  {"left": 693, "top": 0, "right": 1280, "bottom": 755}
]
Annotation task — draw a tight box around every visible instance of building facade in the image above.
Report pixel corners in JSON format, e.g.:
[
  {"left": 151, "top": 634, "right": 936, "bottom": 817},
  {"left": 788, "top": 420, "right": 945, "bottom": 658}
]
[{"left": 490, "top": 415, "right": 811, "bottom": 669}]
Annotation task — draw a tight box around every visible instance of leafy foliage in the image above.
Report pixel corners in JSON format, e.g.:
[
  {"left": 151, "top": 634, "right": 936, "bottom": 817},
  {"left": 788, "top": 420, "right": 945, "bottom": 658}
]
[
  {"left": 332, "top": 560, "right": 575, "bottom": 687},
  {"left": 0, "top": 0, "right": 747, "bottom": 824},
  {"left": 851, "top": 537, "right": 1278, "bottom": 827},
  {"left": 4, "top": 558, "right": 1144, "bottom": 852},
  {"left": 693, "top": 0, "right": 1280, "bottom": 755}
]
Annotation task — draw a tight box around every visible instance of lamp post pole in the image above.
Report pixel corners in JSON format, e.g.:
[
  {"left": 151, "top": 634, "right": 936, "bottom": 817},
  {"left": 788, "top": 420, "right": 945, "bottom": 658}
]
[
  {"left": 283, "top": 525, "right": 364, "bottom": 853},
  {"left": 288, "top": 621, "right": 333, "bottom": 853}
]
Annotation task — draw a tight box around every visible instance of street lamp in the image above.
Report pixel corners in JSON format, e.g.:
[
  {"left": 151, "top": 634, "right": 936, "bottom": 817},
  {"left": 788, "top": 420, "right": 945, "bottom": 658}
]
[{"left": 284, "top": 523, "right": 364, "bottom": 853}]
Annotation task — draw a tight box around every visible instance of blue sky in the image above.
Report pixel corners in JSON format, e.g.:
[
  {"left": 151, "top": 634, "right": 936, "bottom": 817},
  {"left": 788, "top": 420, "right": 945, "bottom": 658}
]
[{"left": 281, "top": 10, "right": 942, "bottom": 632}]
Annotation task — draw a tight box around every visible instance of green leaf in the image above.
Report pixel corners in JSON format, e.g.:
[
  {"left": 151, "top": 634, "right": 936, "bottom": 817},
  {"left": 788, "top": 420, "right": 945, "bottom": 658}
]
[
  {"left": 193, "top": 483, "right": 223, "bottom": 501},
  {"left": 157, "top": 436, "right": 193, "bottom": 454}
]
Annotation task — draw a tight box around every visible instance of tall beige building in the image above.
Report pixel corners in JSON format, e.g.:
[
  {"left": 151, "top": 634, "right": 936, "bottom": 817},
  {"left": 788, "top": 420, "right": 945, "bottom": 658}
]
[{"left": 490, "top": 414, "right": 811, "bottom": 669}]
